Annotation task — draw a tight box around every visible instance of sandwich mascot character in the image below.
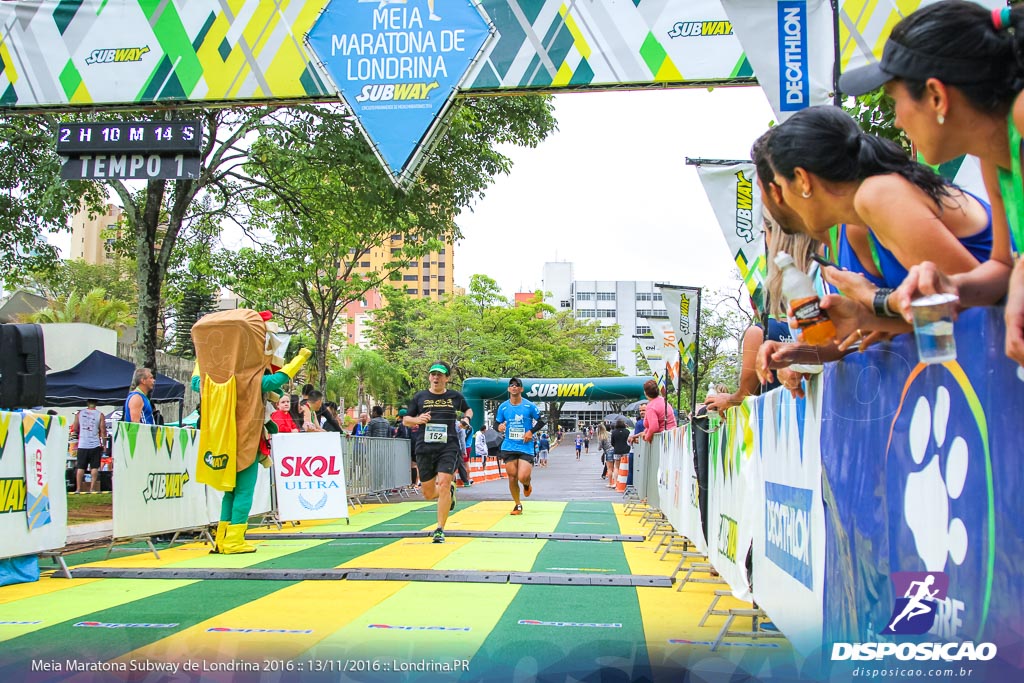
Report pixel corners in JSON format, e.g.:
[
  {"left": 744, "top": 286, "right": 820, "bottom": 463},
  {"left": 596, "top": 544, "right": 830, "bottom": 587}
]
[{"left": 190, "top": 310, "right": 310, "bottom": 554}]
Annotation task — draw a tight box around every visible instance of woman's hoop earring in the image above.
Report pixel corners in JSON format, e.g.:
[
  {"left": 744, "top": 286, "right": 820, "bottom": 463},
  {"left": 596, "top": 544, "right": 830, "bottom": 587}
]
[{"left": 801, "top": 190, "right": 812, "bottom": 199}]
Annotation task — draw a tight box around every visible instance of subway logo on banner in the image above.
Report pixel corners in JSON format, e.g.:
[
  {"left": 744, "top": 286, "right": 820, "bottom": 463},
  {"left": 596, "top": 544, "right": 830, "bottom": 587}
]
[
  {"left": 355, "top": 81, "right": 440, "bottom": 103},
  {"left": 778, "top": 1, "right": 810, "bottom": 111},
  {"left": 765, "top": 481, "right": 813, "bottom": 589},
  {"left": 668, "top": 21, "right": 733, "bottom": 38},
  {"left": 525, "top": 382, "right": 595, "bottom": 399},
  {"left": 85, "top": 46, "right": 150, "bottom": 65},
  {"left": 142, "top": 471, "right": 189, "bottom": 503},
  {"left": 717, "top": 513, "right": 738, "bottom": 563},
  {"left": 0, "top": 477, "right": 26, "bottom": 514},
  {"left": 735, "top": 171, "right": 756, "bottom": 243}
]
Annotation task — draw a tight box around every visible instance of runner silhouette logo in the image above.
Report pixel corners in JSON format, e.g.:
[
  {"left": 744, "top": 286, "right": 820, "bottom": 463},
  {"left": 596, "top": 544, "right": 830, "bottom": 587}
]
[{"left": 881, "top": 571, "right": 949, "bottom": 635}]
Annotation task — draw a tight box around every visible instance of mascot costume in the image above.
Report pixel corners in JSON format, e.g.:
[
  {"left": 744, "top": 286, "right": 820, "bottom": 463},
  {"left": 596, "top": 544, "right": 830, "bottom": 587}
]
[{"left": 190, "top": 309, "right": 309, "bottom": 554}]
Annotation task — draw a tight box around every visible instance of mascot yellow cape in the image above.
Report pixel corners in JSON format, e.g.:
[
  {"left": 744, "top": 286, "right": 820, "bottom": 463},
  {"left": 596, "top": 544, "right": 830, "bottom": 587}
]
[{"left": 191, "top": 309, "right": 309, "bottom": 554}]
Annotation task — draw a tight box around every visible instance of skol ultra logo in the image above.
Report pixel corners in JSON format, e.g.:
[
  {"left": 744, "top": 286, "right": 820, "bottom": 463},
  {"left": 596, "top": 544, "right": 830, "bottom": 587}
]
[
  {"left": 668, "top": 21, "right": 733, "bottom": 38},
  {"left": 735, "top": 170, "right": 756, "bottom": 244},
  {"left": 881, "top": 571, "right": 949, "bottom": 635},
  {"left": 85, "top": 46, "right": 150, "bottom": 65}
]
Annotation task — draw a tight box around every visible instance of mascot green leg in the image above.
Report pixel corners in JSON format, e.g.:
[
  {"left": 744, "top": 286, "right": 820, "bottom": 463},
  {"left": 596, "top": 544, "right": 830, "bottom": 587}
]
[{"left": 219, "top": 462, "right": 259, "bottom": 555}]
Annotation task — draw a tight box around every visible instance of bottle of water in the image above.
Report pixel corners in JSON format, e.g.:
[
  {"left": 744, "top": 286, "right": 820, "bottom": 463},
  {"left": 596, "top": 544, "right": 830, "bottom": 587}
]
[{"left": 774, "top": 251, "right": 836, "bottom": 346}]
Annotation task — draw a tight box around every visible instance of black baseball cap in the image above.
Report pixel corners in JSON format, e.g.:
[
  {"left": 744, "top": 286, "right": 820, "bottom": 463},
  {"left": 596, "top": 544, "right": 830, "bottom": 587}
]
[
  {"left": 840, "top": 38, "right": 1004, "bottom": 96},
  {"left": 508, "top": 377, "right": 522, "bottom": 387}
]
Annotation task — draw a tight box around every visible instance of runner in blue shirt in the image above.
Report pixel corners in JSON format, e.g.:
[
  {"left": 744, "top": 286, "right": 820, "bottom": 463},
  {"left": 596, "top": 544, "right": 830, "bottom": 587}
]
[
  {"left": 495, "top": 377, "right": 545, "bottom": 516},
  {"left": 574, "top": 433, "right": 583, "bottom": 460}
]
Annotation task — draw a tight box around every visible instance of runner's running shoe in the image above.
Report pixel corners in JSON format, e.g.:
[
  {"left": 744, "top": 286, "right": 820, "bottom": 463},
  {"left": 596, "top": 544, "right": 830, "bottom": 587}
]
[
  {"left": 432, "top": 528, "right": 445, "bottom": 544},
  {"left": 511, "top": 504, "right": 523, "bottom": 516}
]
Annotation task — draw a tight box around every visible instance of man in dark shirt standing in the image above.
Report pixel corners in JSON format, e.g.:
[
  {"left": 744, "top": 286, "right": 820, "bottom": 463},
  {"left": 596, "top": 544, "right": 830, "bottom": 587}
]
[{"left": 402, "top": 362, "right": 472, "bottom": 543}]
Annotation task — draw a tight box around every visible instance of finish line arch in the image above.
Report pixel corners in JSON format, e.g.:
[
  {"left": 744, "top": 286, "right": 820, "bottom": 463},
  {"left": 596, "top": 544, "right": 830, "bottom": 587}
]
[{"left": 461, "top": 376, "right": 648, "bottom": 434}]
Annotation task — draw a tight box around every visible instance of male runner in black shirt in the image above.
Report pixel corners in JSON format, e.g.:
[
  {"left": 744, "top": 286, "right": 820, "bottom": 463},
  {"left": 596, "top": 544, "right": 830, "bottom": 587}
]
[{"left": 402, "top": 361, "right": 472, "bottom": 543}]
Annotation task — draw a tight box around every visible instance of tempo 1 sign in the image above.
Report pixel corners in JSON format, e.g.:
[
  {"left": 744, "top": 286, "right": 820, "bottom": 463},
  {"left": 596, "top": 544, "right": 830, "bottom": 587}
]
[{"left": 60, "top": 153, "right": 201, "bottom": 180}]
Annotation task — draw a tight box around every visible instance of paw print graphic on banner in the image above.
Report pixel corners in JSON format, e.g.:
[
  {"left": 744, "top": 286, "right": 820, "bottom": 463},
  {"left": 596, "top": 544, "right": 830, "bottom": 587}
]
[{"left": 903, "top": 387, "right": 969, "bottom": 571}]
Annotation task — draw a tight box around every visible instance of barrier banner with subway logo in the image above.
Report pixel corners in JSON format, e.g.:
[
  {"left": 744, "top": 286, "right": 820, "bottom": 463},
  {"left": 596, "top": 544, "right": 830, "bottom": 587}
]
[
  {"left": 707, "top": 401, "right": 758, "bottom": 600},
  {"left": 721, "top": 0, "right": 834, "bottom": 122},
  {"left": 820, "top": 308, "right": 1024, "bottom": 671},
  {"left": 695, "top": 162, "right": 766, "bottom": 313},
  {"left": 0, "top": 411, "right": 68, "bottom": 560},
  {"left": 750, "top": 377, "right": 826, "bottom": 655},
  {"left": 113, "top": 422, "right": 208, "bottom": 538},
  {"left": 272, "top": 432, "right": 348, "bottom": 522}
]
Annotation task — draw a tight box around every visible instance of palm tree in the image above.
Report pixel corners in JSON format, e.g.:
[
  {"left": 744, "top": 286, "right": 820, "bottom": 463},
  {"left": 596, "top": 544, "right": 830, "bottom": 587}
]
[
  {"left": 27, "top": 287, "right": 134, "bottom": 331},
  {"left": 327, "top": 345, "right": 399, "bottom": 414}
]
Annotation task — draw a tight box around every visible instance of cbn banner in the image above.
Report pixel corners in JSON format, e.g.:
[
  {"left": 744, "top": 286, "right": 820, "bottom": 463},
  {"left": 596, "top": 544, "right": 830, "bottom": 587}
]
[
  {"left": 112, "top": 422, "right": 209, "bottom": 538},
  {"left": 657, "top": 284, "right": 701, "bottom": 373},
  {"left": 0, "top": 0, "right": 752, "bottom": 111},
  {"left": 634, "top": 335, "right": 662, "bottom": 378},
  {"left": 0, "top": 411, "right": 68, "bottom": 560},
  {"left": 707, "top": 402, "right": 758, "bottom": 600},
  {"left": 695, "top": 162, "right": 766, "bottom": 312},
  {"left": 721, "top": 0, "right": 835, "bottom": 121},
  {"left": 272, "top": 432, "right": 348, "bottom": 522},
  {"left": 750, "top": 378, "right": 826, "bottom": 655},
  {"left": 820, "top": 308, "right": 1024, "bottom": 665}
]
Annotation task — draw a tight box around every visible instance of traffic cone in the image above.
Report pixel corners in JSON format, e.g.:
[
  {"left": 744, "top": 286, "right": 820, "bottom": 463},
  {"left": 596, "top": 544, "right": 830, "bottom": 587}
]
[{"left": 616, "top": 455, "right": 629, "bottom": 492}]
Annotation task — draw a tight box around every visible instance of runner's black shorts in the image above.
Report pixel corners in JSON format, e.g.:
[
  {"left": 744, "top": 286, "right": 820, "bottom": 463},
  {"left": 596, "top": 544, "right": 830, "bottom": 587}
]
[
  {"left": 501, "top": 450, "right": 534, "bottom": 465},
  {"left": 416, "top": 448, "right": 459, "bottom": 482},
  {"left": 76, "top": 446, "right": 103, "bottom": 470}
]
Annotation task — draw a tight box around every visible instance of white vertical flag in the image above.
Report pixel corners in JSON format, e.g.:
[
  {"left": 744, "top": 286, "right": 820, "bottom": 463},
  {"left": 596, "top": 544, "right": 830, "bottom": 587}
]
[
  {"left": 695, "top": 162, "right": 767, "bottom": 313},
  {"left": 657, "top": 284, "right": 701, "bottom": 374},
  {"left": 720, "top": 0, "right": 835, "bottom": 122},
  {"left": 634, "top": 335, "right": 662, "bottom": 377},
  {"left": 641, "top": 318, "right": 679, "bottom": 385}
]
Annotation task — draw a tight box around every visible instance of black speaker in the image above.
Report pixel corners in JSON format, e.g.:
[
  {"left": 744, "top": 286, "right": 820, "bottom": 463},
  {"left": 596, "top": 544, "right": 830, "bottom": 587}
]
[{"left": 0, "top": 323, "right": 46, "bottom": 410}]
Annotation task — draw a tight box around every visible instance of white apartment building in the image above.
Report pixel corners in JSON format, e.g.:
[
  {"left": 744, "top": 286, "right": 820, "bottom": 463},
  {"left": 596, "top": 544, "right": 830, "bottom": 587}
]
[{"left": 541, "top": 261, "right": 670, "bottom": 377}]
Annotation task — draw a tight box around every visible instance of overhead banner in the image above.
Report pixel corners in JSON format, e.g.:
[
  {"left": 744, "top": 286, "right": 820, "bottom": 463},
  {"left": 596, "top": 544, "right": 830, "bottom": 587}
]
[
  {"left": 721, "top": 0, "right": 835, "bottom": 121},
  {"left": 821, "top": 307, "right": 1024, "bottom": 666},
  {"left": 306, "top": 0, "right": 496, "bottom": 185},
  {"left": 0, "top": 0, "right": 752, "bottom": 111},
  {"left": 837, "top": 0, "right": 1003, "bottom": 77},
  {"left": 0, "top": 411, "right": 68, "bottom": 560},
  {"left": 112, "top": 422, "right": 208, "bottom": 538},
  {"left": 272, "top": 432, "right": 349, "bottom": 522},
  {"left": 657, "top": 284, "right": 701, "bottom": 373},
  {"left": 695, "top": 161, "right": 767, "bottom": 313},
  {"left": 751, "top": 376, "right": 826, "bottom": 655}
]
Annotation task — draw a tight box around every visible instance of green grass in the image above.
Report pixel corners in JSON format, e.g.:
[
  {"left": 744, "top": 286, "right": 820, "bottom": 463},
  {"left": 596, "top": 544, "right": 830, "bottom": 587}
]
[{"left": 65, "top": 491, "right": 112, "bottom": 524}]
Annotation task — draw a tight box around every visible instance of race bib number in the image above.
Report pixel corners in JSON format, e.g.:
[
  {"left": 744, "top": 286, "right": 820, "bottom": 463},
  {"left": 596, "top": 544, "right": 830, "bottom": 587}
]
[
  {"left": 508, "top": 427, "right": 526, "bottom": 440},
  {"left": 425, "top": 424, "right": 448, "bottom": 443}
]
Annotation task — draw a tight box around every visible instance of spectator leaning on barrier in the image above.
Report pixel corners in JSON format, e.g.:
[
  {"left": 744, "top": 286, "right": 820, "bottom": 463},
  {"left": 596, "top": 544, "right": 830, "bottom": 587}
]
[{"left": 641, "top": 380, "right": 676, "bottom": 442}]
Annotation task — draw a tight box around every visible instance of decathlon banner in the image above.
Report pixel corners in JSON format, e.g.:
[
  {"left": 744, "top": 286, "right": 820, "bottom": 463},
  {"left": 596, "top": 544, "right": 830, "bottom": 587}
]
[
  {"left": 272, "top": 432, "right": 348, "bottom": 522},
  {"left": 0, "top": 411, "right": 68, "bottom": 560},
  {"left": 721, "top": 0, "right": 835, "bottom": 121},
  {"left": 657, "top": 284, "right": 701, "bottom": 373},
  {"left": 821, "top": 307, "right": 1024, "bottom": 663},
  {"left": 695, "top": 162, "right": 767, "bottom": 312},
  {"left": 112, "top": 422, "right": 209, "bottom": 539},
  {"left": 750, "top": 379, "right": 826, "bottom": 655},
  {"left": 641, "top": 318, "right": 680, "bottom": 386},
  {"left": 707, "top": 401, "right": 758, "bottom": 600},
  {"left": 634, "top": 335, "right": 662, "bottom": 378}
]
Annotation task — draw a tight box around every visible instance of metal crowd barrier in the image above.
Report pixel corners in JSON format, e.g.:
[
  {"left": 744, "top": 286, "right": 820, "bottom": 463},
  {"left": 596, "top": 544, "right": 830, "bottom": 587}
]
[
  {"left": 340, "top": 435, "right": 412, "bottom": 502},
  {"left": 631, "top": 438, "right": 660, "bottom": 510}
]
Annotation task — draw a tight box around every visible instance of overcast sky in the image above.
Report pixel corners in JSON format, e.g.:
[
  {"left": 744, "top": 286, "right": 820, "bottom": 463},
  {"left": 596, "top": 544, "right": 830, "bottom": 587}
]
[{"left": 454, "top": 85, "right": 776, "bottom": 299}]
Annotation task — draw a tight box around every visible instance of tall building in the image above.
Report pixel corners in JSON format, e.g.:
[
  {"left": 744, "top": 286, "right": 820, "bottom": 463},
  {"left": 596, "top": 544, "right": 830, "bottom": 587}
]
[
  {"left": 69, "top": 203, "right": 122, "bottom": 265},
  {"left": 541, "top": 261, "right": 670, "bottom": 377},
  {"left": 342, "top": 236, "right": 456, "bottom": 346}
]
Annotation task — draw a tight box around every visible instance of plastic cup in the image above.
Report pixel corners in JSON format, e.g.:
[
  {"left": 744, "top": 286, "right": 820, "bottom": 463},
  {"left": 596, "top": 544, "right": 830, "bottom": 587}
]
[{"left": 910, "top": 293, "right": 958, "bottom": 364}]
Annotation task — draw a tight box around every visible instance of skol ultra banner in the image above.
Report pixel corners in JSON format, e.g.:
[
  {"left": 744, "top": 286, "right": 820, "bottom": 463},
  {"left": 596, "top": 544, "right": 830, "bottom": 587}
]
[
  {"left": 695, "top": 162, "right": 767, "bottom": 312},
  {"left": 112, "top": 422, "right": 210, "bottom": 538},
  {"left": 272, "top": 432, "right": 348, "bottom": 522},
  {"left": 657, "top": 284, "right": 701, "bottom": 373},
  {"left": 721, "top": 0, "right": 835, "bottom": 121},
  {"left": 0, "top": 411, "right": 68, "bottom": 560},
  {"left": 821, "top": 308, "right": 1024, "bottom": 677},
  {"left": 707, "top": 401, "right": 759, "bottom": 600},
  {"left": 750, "top": 377, "right": 826, "bottom": 656}
]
